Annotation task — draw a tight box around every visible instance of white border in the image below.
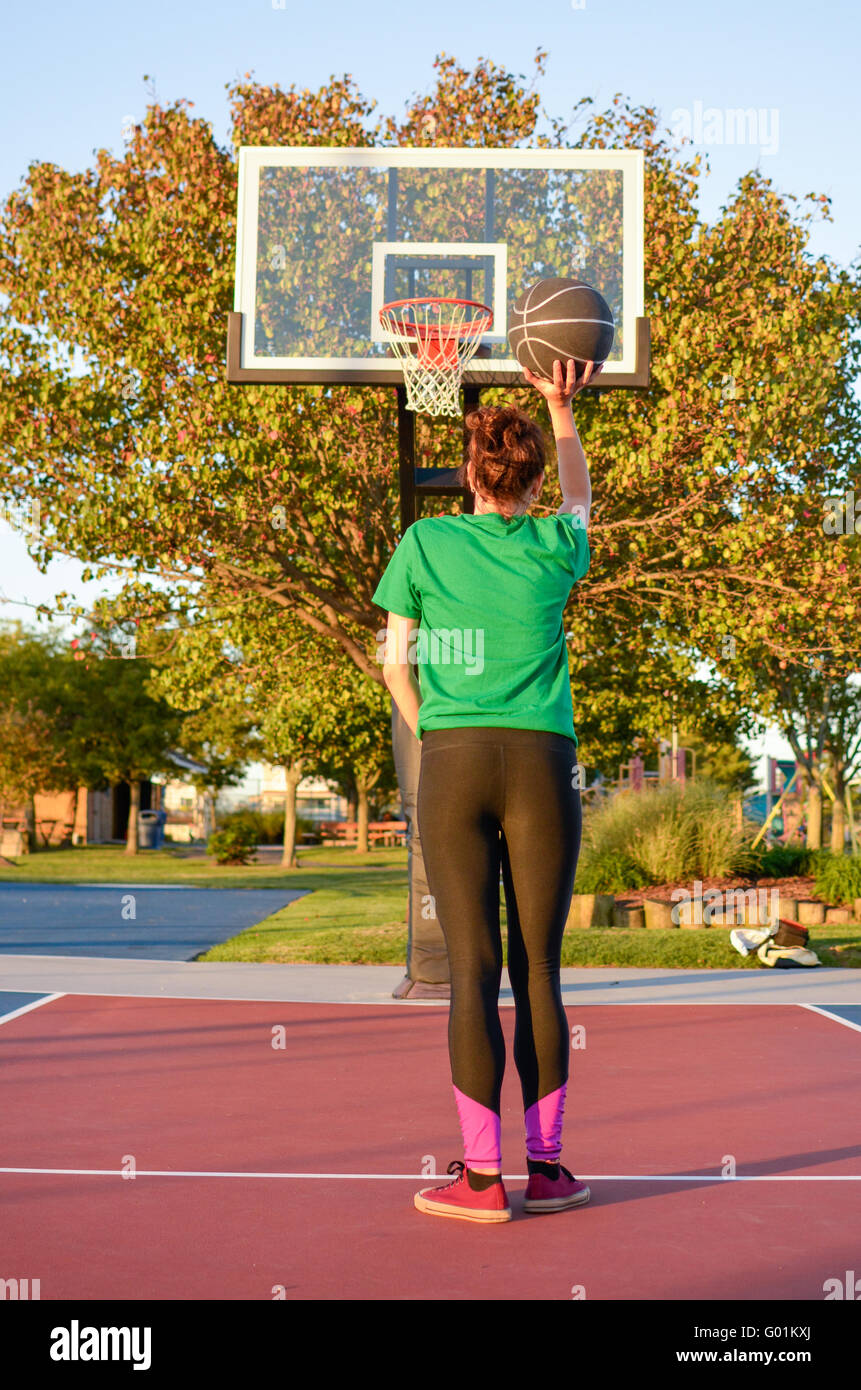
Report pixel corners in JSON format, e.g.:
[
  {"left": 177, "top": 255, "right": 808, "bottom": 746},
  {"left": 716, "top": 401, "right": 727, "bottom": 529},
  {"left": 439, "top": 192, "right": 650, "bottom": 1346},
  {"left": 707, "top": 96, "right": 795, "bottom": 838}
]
[
  {"left": 0, "top": 992, "right": 65, "bottom": 1025},
  {"left": 2, "top": 1166, "right": 859, "bottom": 1181},
  {"left": 370, "top": 241, "right": 508, "bottom": 343},
  {"left": 800, "top": 1003, "right": 861, "bottom": 1034},
  {"left": 234, "top": 147, "right": 644, "bottom": 377}
]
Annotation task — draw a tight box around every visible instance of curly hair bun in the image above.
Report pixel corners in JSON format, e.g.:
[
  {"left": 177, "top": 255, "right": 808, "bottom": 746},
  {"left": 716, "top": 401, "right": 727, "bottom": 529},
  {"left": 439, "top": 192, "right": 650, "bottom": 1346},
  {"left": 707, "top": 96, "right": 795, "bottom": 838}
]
[{"left": 463, "top": 406, "right": 546, "bottom": 508}]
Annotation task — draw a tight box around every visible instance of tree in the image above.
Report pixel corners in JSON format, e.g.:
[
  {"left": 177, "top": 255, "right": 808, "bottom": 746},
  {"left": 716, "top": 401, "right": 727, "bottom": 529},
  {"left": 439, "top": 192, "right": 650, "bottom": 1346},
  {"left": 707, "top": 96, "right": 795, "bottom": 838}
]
[
  {"left": 0, "top": 702, "right": 70, "bottom": 853},
  {"left": 565, "top": 610, "right": 759, "bottom": 780},
  {"left": 60, "top": 625, "right": 184, "bottom": 854},
  {"left": 312, "top": 659, "right": 396, "bottom": 853},
  {"left": 0, "top": 622, "right": 80, "bottom": 850},
  {"left": 674, "top": 728, "right": 758, "bottom": 796},
  {"left": 742, "top": 661, "right": 861, "bottom": 851},
  {"left": 143, "top": 601, "right": 389, "bottom": 866},
  {"left": 174, "top": 701, "right": 259, "bottom": 839},
  {"left": 1, "top": 57, "right": 859, "bottom": 859}
]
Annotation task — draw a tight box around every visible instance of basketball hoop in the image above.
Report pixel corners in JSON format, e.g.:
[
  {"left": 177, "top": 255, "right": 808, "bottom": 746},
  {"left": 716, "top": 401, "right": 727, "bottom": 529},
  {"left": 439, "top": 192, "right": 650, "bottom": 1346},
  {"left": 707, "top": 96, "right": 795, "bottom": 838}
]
[{"left": 379, "top": 297, "right": 493, "bottom": 417}]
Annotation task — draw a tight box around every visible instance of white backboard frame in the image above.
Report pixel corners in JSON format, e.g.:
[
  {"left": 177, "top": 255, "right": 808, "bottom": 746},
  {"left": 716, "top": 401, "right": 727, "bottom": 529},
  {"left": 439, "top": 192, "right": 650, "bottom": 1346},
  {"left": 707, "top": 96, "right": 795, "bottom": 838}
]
[
  {"left": 370, "top": 241, "right": 509, "bottom": 344},
  {"left": 232, "top": 146, "right": 646, "bottom": 383}
]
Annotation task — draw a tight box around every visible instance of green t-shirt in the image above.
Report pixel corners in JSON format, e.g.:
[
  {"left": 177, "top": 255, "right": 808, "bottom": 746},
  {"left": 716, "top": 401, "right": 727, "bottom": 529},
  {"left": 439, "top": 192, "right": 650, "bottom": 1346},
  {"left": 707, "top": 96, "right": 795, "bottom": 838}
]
[{"left": 371, "top": 511, "right": 590, "bottom": 742}]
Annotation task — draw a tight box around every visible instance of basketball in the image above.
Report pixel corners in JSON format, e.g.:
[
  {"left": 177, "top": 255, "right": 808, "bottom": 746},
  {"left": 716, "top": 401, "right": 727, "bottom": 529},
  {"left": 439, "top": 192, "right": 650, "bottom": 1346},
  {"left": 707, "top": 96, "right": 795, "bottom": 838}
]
[{"left": 508, "top": 278, "right": 615, "bottom": 380}]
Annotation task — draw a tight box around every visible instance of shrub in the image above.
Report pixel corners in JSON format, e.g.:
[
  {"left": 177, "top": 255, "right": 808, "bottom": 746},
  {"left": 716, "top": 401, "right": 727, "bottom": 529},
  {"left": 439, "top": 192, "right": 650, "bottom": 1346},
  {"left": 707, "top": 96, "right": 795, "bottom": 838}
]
[
  {"left": 749, "top": 842, "right": 812, "bottom": 879},
  {"left": 812, "top": 851, "right": 861, "bottom": 907},
  {"left": 216, "top": 809, "right": 315, "bottom": 844},
  {"left": 574, "top": 850, "right": 651, "bottom": 894},
  {"left": 207, "top": 822, "right": 258, "bottom": 865},
  {"left": 578, "top": 780, "right": 753, "bottom": 885}
]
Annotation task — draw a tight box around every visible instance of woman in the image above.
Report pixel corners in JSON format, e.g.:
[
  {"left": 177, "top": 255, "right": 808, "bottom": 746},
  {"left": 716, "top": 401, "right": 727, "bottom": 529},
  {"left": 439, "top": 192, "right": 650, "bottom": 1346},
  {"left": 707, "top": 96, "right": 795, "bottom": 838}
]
[{"left": 372, "top": 357, "right": 598, "bottom": 1223}]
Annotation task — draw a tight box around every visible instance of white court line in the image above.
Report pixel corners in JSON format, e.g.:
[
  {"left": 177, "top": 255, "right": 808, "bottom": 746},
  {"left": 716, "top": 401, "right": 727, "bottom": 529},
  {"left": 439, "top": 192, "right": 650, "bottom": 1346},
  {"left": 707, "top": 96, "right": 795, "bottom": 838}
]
[
  {"left": 0, "top": 993, "right": 65, "bottom": 1025},
  {"left": 2, "top": 983, "right": 860, "bottom": 1010},
  {"left": 1, "top": 980, "right": 446, "bottom": 1005},
  {"left": 1, "top": 1166, "right": 859, "bottom": 1181},
  {"left": 3, "top": 979, "right": 861, "bottom": 1007},
  {"left": 800, "top": 1003, "right": 861, "bottom": 1034}
]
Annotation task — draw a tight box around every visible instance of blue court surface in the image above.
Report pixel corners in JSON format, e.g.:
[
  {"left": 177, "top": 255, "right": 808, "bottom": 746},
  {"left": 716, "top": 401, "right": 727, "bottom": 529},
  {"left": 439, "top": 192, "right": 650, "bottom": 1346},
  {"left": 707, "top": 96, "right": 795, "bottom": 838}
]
[
  {"left": 0, "top": 991, "right": 57, "bottom": 1020},
  {"left": 807, "top": 1003, "right": 861, "bottom": 1029},
  {"left": 0, "top": 884, "right": 306, "bottom": 960}
]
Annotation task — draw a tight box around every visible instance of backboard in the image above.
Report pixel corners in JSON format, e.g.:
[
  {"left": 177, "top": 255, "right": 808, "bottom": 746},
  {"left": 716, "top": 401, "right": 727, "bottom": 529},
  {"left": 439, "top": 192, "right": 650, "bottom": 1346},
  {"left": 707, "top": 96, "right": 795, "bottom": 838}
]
[{"left": 227, "top": 147, "right": 648, "bottom": 388}]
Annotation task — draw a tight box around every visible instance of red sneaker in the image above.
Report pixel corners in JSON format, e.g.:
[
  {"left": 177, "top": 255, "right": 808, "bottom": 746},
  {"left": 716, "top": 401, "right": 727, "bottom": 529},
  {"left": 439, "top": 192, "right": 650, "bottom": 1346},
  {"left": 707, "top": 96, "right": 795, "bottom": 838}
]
[
  {"left": 414, "top": 1161, "right": 512, "bottom": 1223},
  {"left": 523, "top": 1163, "right": 590, "bottom": 1214}
]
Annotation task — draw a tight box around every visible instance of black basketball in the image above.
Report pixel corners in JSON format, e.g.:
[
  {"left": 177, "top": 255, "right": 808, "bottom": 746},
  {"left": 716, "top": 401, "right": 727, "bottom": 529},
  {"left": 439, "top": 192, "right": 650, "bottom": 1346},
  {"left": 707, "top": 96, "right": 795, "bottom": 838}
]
[{"left": 508, "top": 278, "right": 615, "bottom": 380}]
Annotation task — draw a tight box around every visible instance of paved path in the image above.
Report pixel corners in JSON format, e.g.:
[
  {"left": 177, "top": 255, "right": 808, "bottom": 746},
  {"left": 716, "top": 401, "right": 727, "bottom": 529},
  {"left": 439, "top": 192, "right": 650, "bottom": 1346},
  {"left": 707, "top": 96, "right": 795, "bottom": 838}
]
[
  {"left": 1, "top": 955, "right": 860, "bottom": 1008},
  {"left": 0, "top": 883, "right": 306, "bottom": 961}
]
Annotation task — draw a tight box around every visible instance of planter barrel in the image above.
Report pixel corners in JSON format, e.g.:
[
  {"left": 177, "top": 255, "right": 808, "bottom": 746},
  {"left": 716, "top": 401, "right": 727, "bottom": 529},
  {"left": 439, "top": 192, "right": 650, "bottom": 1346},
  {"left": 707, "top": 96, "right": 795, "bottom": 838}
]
[
  {"left": 853, "top": 897, "right": 861, "bottom": 922},
  {"left": 673, "top": 898, "right": 707, "bottom": 928},
  {"left": 567, "top": 893, "right": 614, "bottom": 929},
  {"left": 777, "top": 896, "right": 799, "bottom": 922},
  {"left": 706, "top": 905, "right": 740, "bottom": 927},
  {"left": 612, "top": 903, "right": 645, "bottom": 929},
  {"left": 738, "top": 896, "right": 774, "bottom": 926},
  {"left": 797, "top": 900, "right": 825, "bottom": 925},
  {"left": 825, "top": 906, "right": 851, "bottom": 924},
  {"left": 643, "top": 899, "right": 676, "bottom": 930}
]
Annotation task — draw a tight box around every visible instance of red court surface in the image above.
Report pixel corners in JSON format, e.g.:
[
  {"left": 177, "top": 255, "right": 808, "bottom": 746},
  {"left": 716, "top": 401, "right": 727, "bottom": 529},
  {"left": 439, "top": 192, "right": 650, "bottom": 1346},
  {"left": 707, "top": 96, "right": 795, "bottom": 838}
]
[{"left": 2, "top": 993, "right": 859, "bottom": 1300}]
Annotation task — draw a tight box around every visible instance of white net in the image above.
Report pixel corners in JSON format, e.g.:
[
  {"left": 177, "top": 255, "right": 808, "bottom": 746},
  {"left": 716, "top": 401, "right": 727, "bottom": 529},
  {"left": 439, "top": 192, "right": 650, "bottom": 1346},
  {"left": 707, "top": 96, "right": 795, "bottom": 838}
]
[{"left": 379, "top": 298, "right": 493, "bottom": 417}]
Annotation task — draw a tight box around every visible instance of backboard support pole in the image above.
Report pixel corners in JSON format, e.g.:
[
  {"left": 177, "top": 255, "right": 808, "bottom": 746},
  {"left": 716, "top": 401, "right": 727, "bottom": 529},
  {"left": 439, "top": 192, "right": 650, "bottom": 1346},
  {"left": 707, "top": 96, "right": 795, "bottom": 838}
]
[
  {"left": 391, "top": 382, "right": 481, "bottom": 998},
  {"left": 396, "top": 386, "right": 416, "bottom": 534},
  {"left": 397, "top": 387, "right": 480, "bottom": 530}
]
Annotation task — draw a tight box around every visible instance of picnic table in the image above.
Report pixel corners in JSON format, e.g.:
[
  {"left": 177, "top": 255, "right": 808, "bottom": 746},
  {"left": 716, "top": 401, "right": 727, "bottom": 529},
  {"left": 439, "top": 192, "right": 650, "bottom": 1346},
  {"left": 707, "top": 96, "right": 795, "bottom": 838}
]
[
  {"left": 36, "top": 818, "right": 75, "bottom": 847},
  {"left": 369, "top": 820, "right": 407, "bottom": 846},
  {"left": 318, "top": 820, "right": 406, "bottom": 847}
]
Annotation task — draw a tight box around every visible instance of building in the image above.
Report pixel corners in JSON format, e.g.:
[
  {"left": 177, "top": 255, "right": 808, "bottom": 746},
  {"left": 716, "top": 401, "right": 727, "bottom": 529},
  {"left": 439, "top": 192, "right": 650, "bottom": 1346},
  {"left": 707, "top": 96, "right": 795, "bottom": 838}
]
[
  {"left": 259, "top": 766, "right": 348, "bottom": 824},
  {"left": 0, "top": 751, "right": 211, "bottom": 852},
  {"left": 152, "top": 751, "right": 212, "bottom": 843}
]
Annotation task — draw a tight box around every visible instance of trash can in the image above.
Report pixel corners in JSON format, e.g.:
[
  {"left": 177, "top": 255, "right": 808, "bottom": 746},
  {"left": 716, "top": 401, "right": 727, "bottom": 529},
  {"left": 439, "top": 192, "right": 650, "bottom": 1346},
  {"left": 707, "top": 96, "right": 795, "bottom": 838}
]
[
  {"left": 138, "top": 810, "right": 159, "bottom": 850},
  {"left": 154, "top": 808, "right": 168, "bottom": 848}
]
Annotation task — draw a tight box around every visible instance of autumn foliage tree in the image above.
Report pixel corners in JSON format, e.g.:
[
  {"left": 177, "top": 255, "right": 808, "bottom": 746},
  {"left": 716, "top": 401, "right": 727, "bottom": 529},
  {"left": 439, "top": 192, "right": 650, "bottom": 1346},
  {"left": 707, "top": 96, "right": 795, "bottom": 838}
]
[
  {"left": 0, "top": 620, "right": 181, "bottom": 854},
  {"left": 0, "top": 54, "right": 858, "bottom": 796},
  {"left": 144, "top": 599, "right": 392, "bottom": 864}
]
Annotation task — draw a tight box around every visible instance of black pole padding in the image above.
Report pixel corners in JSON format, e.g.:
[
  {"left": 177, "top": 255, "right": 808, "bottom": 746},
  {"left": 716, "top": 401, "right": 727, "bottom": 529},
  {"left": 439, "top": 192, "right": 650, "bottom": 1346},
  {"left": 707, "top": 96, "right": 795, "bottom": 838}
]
[
  {"left": 461, "top": 386, "right": 481, "bottom": 515},
  {"left": 397, "top": 385, "right": 416, "bottom": 534}
]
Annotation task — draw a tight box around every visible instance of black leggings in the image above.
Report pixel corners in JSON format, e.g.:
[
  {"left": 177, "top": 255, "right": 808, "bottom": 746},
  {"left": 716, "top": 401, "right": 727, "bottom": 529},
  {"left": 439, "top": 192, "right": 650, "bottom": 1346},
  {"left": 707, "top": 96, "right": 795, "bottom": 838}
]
[{"left": 417, "top": 727, "right": 582, "bottom": 1125}]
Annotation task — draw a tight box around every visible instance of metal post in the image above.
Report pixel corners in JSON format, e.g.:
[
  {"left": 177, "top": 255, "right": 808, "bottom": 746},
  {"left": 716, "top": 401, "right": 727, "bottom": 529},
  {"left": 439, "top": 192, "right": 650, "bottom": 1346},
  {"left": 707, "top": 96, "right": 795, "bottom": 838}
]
[
  {"left": 397, "top": 386, "right": 416, "bottom": 534},
  {"left": 462, "top": 385, "right": 479, "bottom": 514},
  {"left": 390, "top": 383, "right": 479, "bottom": 997}
]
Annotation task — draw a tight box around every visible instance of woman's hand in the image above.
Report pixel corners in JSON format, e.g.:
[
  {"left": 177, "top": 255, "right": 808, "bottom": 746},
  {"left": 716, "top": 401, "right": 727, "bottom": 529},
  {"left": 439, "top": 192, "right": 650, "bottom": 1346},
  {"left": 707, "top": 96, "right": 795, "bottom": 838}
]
[{"left": 522, "top": 358, "right": 603, "bottom": 409}]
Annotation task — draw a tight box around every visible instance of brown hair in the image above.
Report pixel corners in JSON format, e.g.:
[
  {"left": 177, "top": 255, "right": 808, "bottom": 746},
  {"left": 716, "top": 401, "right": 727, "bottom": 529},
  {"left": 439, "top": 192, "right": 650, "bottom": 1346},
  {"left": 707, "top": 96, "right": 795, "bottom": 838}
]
[{"left": 461, "top": 405, "right": 546, "bottom": 515}]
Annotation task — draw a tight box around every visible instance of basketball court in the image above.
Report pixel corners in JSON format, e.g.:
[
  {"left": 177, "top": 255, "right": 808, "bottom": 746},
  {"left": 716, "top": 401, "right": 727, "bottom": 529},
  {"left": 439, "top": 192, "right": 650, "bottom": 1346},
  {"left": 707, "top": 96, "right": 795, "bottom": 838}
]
[{"left": 2, "top": 959, "right": 860, "bottom": 1301}]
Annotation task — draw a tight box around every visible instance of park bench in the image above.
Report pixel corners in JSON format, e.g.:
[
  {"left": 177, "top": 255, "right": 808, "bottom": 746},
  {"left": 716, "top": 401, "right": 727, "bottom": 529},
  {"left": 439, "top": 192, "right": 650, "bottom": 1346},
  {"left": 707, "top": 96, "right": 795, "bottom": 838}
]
[
  {"left": 368, "top": 820, "right": 407, "bottom": 846},
  {"left": 319, "top": 820, "right": 358, "bottom": 846},
  {"left": 317, "top": 820, "right": 407, "bottom": 847}
]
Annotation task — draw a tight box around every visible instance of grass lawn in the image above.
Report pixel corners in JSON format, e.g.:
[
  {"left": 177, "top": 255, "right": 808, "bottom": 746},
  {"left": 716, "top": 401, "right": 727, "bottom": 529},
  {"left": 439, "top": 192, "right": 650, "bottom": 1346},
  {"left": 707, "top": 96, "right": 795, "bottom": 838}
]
[
  {"left": 0, "top": 842, "right": 405, "bottom": 889},
  {"left": 3, "top": 844, "right": 860, "bottom": 968}
]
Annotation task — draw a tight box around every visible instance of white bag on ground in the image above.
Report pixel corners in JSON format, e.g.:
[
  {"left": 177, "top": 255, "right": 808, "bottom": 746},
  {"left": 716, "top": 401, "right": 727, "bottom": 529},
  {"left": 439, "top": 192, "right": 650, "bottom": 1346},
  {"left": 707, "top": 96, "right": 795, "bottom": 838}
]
[{"left": 730, "top": 918, "right": 821, "bottom": 968}]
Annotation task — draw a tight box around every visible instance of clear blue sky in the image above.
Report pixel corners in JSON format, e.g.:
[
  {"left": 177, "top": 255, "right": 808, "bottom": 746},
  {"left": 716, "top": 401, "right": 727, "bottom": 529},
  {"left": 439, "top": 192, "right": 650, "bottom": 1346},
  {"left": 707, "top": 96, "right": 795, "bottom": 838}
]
[{"left": 3, "top": 0, "right": 859, "bottom": 773}]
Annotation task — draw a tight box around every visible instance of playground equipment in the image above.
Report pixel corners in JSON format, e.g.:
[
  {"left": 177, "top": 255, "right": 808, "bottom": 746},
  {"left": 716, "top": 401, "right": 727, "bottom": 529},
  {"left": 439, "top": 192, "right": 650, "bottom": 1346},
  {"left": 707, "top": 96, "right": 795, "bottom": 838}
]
[
  {"left": 618, "top": 743, "right": 694, "bottom": 793},
  {"left": 753, "top": 758, "right": 803, "bottom": 847}
]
